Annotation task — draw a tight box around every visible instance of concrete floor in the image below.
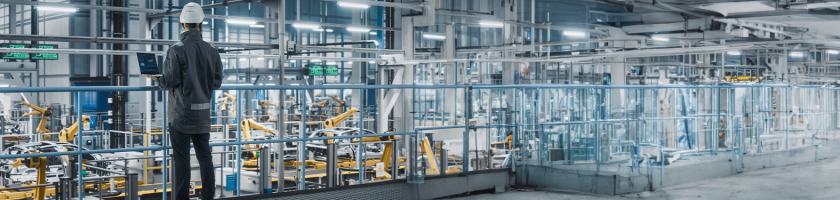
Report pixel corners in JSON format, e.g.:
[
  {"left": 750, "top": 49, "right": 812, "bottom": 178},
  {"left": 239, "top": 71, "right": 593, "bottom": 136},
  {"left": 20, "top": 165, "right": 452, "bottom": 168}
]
[{"left": 447, "top": 157, "right": 840, "bottom": 200}]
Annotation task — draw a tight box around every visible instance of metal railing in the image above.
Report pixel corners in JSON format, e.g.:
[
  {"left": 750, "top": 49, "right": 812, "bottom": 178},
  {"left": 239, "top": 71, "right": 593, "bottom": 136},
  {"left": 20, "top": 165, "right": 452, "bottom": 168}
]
[{"left": 0, "top": 83, "right": 837, "bottom": 199}]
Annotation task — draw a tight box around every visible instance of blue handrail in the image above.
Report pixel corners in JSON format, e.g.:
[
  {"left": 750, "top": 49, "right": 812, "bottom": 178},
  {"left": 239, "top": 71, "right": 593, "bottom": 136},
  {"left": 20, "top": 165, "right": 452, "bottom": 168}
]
[{"left": 0, "top": 83, "right": 836, "bottom": 93}]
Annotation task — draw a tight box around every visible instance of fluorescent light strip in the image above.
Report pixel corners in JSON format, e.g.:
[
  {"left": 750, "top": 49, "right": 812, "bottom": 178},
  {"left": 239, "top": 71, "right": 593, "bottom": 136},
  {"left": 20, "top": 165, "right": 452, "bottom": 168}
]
[
  {"left": 347, "top": 27, "right": 371, "bottom": 32},
  {"left": 829, "top": 50, "right": 839, "bottom": 54},
  {"left": 422, "top": 34, "right": 446, "bottom": 40},
  {"left": 249, "top": 24, "right": 265, "bottom": 28},
  {"left": 326, "top": 29, "right": 334, "bottom": 32},
  {"left": 563, "top": 31, "right": 586, "bottom": 37},
  {"left": 326, "top": 61, "right": 337, "bottom": 65},
  {"left": 227, "top": 19, "right": 257, "bottom": 25},
  {"left": 479, "top": 21, "right": 504, "bottom": 28},
  {"left": 313, "top": 28, "right": 325, "bottom": 31},
  {"left": 370, "top": 32, "right": 377, "bottom": 35},
  {"left": 727, "top": 51, "right": 741, "bottom": 56},
  {"left": 38, "top": 6, "right": 78, "bottom": 12},
  {"left": 293, "top": 23, "right": 320, "bottom": 29},
  {"left": 337, "top": 2, "right": 370, "bottom": 9},
  {"left": 651, "top": 37, "right": 669, "bottom": 42},
  {"left": 790, "top": 52, "right": 804, "bottom": 57},
  {"left": 311, "top": 59, "right": 322, "bottom": 62}
]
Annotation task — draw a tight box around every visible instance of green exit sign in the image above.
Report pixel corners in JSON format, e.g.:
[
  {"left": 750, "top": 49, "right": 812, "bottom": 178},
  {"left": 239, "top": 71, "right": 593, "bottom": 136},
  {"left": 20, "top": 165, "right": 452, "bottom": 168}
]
[
  {"left": 308, "top": 65, "right": 323, "bottom": 76},
  {"left": 1, "top": 43, "right": 30, "bottom": 59},
  {"left": 31, "top": 44, "right": 58, "bottom": 60},
  {"left": 325, "top": 65, "right": 339, "bottom": 76}
]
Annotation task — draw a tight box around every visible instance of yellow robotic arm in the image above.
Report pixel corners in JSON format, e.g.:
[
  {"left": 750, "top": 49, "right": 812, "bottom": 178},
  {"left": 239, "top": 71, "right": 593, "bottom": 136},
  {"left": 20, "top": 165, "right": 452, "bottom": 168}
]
[
  {"left": 223, "top": 92, "right": 237, "bottom": 103},
  {"left": 216, "top": 97, "right": 229, "bottom": 111},
  {"left": 11, "top": 154, "right": 47, "bottom": 200},
  {"left": 311, "top": 100, "right": 329, "bottom": 107},
  {"left": 59, "top": 115, "right": 90, "bottom": 143},
  {"left": 241, "top": 118, "right": 275, "bottom": 161},
  {"left": 258, "top": 101, "right": 277, "bottom": 122},
  {"left": 330, "top": 95, "right": 344, "bottom": 112},
  {"left": 21, "top": 102, "right": 50, "bottom": 117},
  {"left": 324, "top": 108, "right": 358, "bottom": 128},
  {"left": 21, "top": 102, "right": 53, "bottom": 134}
]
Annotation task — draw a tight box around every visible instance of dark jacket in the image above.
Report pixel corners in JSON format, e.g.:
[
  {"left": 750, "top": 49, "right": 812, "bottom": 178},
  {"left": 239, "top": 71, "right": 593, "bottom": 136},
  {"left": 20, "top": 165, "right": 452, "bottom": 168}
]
[{"left": 156, "top": 30, "right": 223, "bottom": 134}]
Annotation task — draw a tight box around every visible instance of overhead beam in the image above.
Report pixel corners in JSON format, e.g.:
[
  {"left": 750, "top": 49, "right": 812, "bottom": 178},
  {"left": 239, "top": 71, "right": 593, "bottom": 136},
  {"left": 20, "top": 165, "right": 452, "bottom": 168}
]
[
  {"left": 0, "top": 34, "right": 277, "bottom": 49},
  {"left": 0, "top": 47, "right": 394, "bottom": 60},
  {"left": 321, "top": 0, "right": 424, "bottom": 10},
  {"left": 285, "top": 20, "right": 400, "bottom": 32},
  {"left": 147, "top": 0, "right": 259, "bottom": 18},
  {"left": 0, "top": 0, "right": 165, "bottom": 13},
  {"left": 651, "top": 0, "right": 708, "bottom": 18},
  {"left": 622, "top": 18, "right": 709, "bottom": 34}
]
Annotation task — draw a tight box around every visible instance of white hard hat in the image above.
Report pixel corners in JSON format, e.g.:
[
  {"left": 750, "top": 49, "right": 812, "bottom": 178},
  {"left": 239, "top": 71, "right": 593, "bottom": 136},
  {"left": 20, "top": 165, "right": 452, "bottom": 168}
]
[{"left": 180, "top": 2, "right": 205, "bottom": 24}]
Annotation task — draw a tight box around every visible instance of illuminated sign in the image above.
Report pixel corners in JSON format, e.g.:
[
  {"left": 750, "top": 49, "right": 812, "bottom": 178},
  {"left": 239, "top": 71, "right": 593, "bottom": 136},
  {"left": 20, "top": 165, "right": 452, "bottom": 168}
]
[
  {"left": 1, "top": 43, "right": 30, "bottom": 60},
  {"left": 325, "top": 65, "right": 339, "bottom": 76},
  {"left": 31, "top": 44, "right": 58, "bottom": 60},
  {"left": 308, "top": 65, "right": 323, "bottom": 76}
]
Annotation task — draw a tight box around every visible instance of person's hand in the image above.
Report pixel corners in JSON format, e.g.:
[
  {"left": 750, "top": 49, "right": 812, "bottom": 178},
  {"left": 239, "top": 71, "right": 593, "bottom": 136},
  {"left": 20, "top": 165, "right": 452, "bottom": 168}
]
[{"left": 145, "top": 75, "right": 156, "bottom": 79}]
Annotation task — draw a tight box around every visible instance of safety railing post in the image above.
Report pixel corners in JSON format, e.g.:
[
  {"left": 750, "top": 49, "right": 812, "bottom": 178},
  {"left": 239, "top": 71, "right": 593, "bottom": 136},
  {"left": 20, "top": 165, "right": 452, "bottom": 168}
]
[
  {"left": 236, "top": 90, "right": 243, "bottom": 195},
  {"left": 75, "top": 91, "right": 84, "bottom": 199},
  {"left": 162, "top": 90, "right": 168, "bottom": 200}
]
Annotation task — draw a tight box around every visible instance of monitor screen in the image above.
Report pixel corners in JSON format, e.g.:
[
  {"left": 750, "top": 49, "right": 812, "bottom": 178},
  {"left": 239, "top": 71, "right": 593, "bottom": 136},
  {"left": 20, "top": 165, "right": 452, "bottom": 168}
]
[{"left": 136, "top": 53, "right": 160, "bottom": 74}]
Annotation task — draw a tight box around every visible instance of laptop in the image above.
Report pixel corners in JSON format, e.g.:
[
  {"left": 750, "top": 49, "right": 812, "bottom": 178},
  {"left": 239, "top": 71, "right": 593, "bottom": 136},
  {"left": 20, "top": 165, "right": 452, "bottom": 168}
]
[{"left": 136, "top": 53, "right": 162, "bottom": 77}]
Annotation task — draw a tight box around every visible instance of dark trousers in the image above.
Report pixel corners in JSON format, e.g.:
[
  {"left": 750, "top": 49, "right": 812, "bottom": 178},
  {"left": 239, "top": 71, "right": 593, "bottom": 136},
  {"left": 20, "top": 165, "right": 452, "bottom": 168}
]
[{"left": 170, "top": 129, "right": 215, "bottom": 200}]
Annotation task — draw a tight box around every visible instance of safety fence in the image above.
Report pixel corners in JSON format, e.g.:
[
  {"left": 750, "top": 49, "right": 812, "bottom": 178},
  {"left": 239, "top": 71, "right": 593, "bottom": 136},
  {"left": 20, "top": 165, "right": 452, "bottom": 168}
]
[{"left": 0, "top": 83, "right": 836, "bottom": 199}]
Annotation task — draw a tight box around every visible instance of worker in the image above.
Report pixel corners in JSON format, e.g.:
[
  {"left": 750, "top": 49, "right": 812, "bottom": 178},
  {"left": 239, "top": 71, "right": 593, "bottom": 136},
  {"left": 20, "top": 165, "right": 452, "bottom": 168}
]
[{"left": 145, "top": 2, "right": 222, "bottom": 200}]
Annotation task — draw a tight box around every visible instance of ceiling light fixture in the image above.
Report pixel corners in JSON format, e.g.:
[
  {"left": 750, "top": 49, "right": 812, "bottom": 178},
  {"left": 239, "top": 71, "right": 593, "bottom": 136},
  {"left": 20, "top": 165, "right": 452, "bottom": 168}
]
[
  {"left": 310, "top": 59, "right": 322, "bottom": 62},
  {"left": 651, "top": 36, "right": 669, "bottom": 42},
  {"left": 829, "top": 50, "right": 839, "bottom": 54},
  {"left": 563, "top": 31, "right": 586, "bottom": 37},
  {"left": 337, "top": 2, "right": 370, "bottom": 9},
  {"left": 38, "top": 6, "right": 78, "bottom": 12},
  {"left": 727, "top": 51, "right": 741, "bottom": 56},
  {"left": 313, "top": 28, "right": 325, "bottom": 31},
  {"left": 790, "top": 52, "right": 804, "bottom": 57},
  {"left": 422, "top": 33, "right": 446, "bottom": 40},
  {"left": 249, "top": 24, "right": 265, "bottom": 28},
  {"left": 347, "top": 27, "right": 371, "bottom": 32},
  {"left": 326, "top": 29, "right": 334, "bottom": 32},
  {"left": 293, "top": 23, "right": 320, "bottom": 29},
  {"left": 479, "top": 21, "right": 504, "bottom": 28},
  {"left": 370, "top": 32, "right": 377, "bottom": 35},
  {"left": 326, "top": 61, "right": 337, "bottom": 65},
  {"left": 368, "top": 61, "right": 376, "bottom": 64},
  {"left": 227, "top": 19, "right": 257, "bottom": 25}
]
